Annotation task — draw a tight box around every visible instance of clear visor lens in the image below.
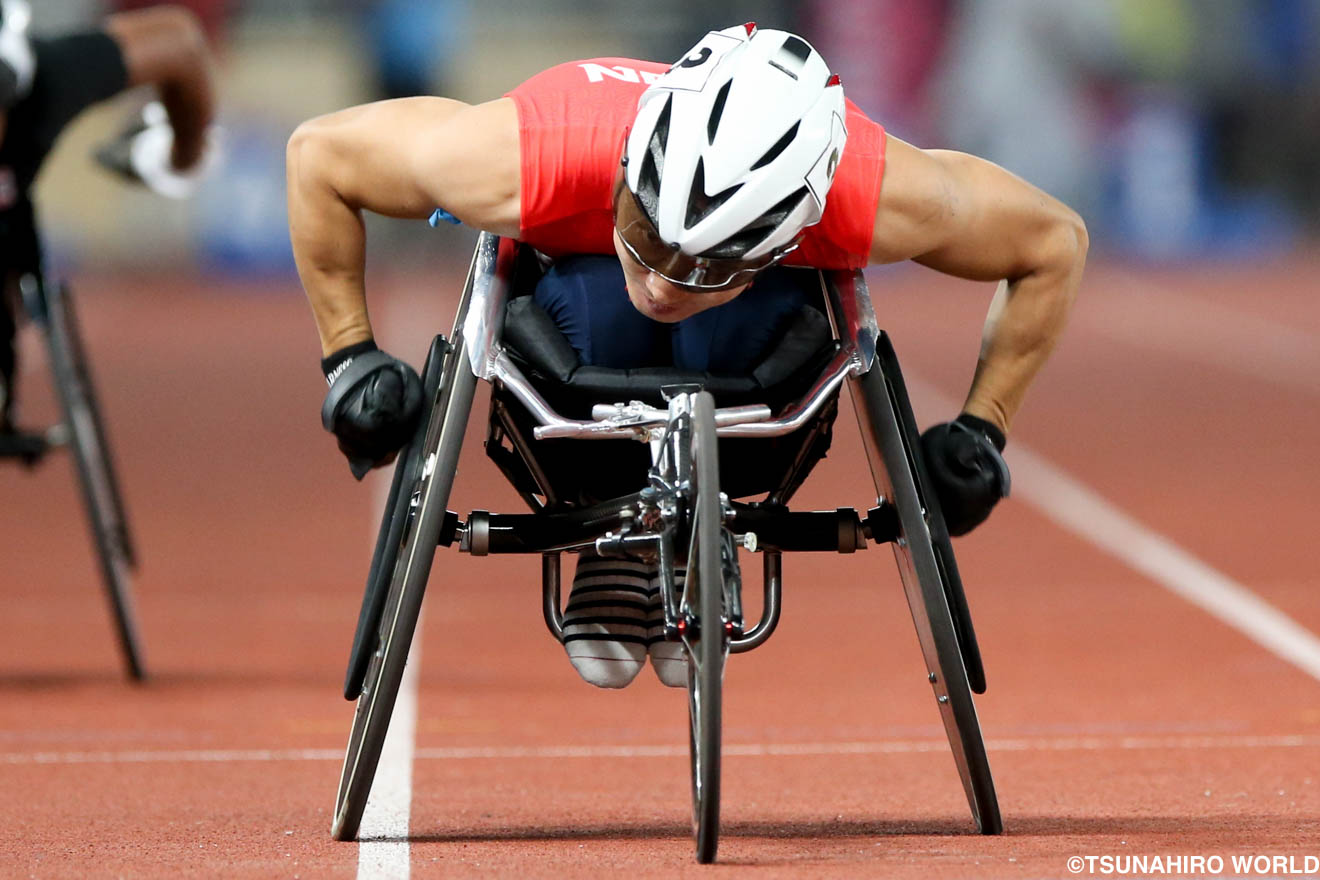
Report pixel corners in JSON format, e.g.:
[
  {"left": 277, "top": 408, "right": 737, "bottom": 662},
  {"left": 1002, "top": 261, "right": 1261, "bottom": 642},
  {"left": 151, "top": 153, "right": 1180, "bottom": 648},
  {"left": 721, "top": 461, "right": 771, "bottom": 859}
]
[{"left": 612, "top": 171, "right": 796, "bottom": 292}]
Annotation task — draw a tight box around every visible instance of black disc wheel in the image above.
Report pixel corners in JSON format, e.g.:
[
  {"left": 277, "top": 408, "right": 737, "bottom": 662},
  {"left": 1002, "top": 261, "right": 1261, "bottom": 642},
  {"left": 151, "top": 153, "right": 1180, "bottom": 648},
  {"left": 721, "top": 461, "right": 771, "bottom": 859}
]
[
  {"left": 343, "top": 336, "right": 450, "bottom": 701},
  {"left": 682, "top": 391, "right": 726, "bottom": 864},
  {"left": 849, "top": 334, "right": 1002, "bottom": 835},
  {"left": 331, "top": 335, "right": 477, "bottom": 841}
]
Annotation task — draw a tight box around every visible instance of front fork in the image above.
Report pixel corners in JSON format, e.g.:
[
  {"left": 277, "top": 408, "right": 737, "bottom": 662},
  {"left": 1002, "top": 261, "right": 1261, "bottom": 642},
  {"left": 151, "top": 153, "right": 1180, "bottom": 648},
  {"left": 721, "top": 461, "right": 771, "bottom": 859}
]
[
  {"left": 646, "top": 418, "right": 743, "bottom": 644},
  {"left": 589, "top": 390, "right": 764, "bottom": 649},
  {"left": 649, "top": 494, "right": 742, "bottom": 645}
]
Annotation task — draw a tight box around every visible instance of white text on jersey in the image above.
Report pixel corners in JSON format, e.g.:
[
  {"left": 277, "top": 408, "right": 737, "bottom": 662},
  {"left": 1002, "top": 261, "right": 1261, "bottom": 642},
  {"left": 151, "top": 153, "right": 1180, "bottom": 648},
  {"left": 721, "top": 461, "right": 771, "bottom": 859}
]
[{"left": 579, "top": 63, "right": 663, "bottom": 85}]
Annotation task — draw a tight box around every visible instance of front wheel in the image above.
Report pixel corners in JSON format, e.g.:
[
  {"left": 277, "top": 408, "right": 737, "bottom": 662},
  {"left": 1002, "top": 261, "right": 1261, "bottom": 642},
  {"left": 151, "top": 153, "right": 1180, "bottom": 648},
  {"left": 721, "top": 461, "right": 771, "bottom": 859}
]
[{"left": 683, "top": 391, "right": 726, "bottom": 864}]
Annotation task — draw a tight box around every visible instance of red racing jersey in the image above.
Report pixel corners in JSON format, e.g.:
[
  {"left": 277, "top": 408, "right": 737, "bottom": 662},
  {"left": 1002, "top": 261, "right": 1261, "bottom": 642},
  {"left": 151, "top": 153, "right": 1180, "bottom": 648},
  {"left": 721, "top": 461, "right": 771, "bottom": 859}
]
[{"left": 505, "top": 57, "right": 886, "bottom": 270}]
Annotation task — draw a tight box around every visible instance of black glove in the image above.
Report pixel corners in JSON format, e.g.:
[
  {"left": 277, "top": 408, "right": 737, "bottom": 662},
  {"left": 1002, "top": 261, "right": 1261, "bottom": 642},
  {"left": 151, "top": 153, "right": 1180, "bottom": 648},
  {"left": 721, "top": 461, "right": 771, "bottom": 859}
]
[
  {"left": 920, "top": 413, "right": 1011, "bottom": 537},
  {"left": 321, "top": 341, "right": 423, "bottom": 480}
]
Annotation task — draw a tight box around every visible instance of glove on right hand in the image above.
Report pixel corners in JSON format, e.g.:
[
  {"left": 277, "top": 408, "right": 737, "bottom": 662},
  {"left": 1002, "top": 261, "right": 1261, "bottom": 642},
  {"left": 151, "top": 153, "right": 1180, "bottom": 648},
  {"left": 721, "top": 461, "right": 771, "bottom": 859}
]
[
  {"left": 321, "top": 344, "right": 423, "bottom": 481},
  {"left": 93, "top": 101, "right": 221, "bottom": 199},
  {"left": 919, "top": 414, "right": 1011, "bottom": 537},
  {"left": 0, "top": 0, "right": 36, "bottom": 109}
]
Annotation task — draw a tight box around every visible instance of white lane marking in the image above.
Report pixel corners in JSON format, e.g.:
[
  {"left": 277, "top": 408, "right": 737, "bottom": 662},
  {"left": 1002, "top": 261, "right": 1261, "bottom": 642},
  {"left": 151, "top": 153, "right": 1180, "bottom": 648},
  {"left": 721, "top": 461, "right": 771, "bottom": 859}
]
[
  {"left": 904, "top": 375, "right": 1320, "bottom": 683},
  {"left": 1009, "top": 443, "right": 1320, "bottom": 680},
  {"left": 411, "top": 734, "right": 1320, "bottom": 758},
  {"left": 5, "top": 733, "right": 1320, "bottom": 765},
  {"left": 1088, "top": 273, "right": 1320, "bottom": 395},
  {"left": 356, "top": 633, "right": 420, "bottom": 879},
  {"left": 349, "top": 300, "right": 439, "bottom": 878},
  {"left": 0, "top": 748, "right": 345, "bottom": 763}
]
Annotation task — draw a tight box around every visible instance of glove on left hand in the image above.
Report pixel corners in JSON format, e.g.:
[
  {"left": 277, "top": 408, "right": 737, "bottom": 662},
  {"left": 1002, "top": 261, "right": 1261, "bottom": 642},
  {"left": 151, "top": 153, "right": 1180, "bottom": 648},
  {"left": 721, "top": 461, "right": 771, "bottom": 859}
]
[{"left": 919, "top": 413, "right": 1011, "bottom": 537}]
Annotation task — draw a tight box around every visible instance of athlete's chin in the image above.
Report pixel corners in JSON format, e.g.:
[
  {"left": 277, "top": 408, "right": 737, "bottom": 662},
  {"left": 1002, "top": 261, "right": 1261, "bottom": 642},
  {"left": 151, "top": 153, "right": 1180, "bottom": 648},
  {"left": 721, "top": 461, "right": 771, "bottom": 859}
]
[
  {"left": 637, "top": 302, "right": 691, "bottom": 322},
  {"left": 627, "top": 290, "right": 694, "bottom": 322}
]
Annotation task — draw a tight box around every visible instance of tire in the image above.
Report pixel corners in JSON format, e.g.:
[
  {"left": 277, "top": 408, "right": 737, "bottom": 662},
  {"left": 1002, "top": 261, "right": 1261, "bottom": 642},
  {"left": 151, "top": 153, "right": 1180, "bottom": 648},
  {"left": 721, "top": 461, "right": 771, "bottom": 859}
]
[
  {"left": 43, "top": 281, "right": 144, "bottom": 680},
  {"left": 684, "top": 391, "right": 725, "bottom": 863},
  {"left": 331, "top": 335, "right": 478, "bottom": 841}
]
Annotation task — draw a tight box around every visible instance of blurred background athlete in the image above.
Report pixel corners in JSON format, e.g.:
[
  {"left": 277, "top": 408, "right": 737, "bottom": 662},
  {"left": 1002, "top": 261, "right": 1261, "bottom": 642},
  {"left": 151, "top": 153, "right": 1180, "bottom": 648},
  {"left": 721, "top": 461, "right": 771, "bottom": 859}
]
[{"left": 0, "top": 0, "right": 217, "bottom": 435}]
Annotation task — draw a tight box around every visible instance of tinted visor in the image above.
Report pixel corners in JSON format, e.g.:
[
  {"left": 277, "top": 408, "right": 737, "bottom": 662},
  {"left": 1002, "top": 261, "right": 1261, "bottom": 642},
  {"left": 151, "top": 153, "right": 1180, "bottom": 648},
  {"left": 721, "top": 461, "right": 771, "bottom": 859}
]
[{"left": 612, "top": 170, "right": 798, "bottom": 292}]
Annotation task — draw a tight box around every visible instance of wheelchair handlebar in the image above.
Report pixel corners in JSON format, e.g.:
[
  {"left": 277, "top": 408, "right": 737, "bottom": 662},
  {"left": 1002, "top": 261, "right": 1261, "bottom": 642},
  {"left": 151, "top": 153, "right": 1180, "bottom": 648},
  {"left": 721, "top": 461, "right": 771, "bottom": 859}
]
[
  {"left": 532, "top": 402, "right": 771, "bottom": 440},
  {"left": 589, "top": 402, "right": 772, "bottom": 428},
  {"left": 512, "top": 348, "right": 861, "bottom": 442}
]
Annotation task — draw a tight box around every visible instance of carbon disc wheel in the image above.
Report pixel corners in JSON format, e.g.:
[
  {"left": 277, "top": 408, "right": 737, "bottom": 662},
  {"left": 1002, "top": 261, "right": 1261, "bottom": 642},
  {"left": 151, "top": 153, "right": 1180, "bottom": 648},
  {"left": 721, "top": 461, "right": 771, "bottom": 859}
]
[{"left": 331, "top": 337, "right": 477, "bottom": 841}]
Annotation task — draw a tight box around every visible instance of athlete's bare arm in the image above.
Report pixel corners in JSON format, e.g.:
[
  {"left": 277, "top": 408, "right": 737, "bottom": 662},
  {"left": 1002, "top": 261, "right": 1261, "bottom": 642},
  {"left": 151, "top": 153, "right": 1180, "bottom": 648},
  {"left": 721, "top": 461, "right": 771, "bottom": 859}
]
[
  {"left": 870, "top": 134, "right": 1088, "bottom": 435},
  {"left": 286, "top": 97, "right": 521, "bottom": 355},
  {"left": 104, "top": 5, "right": 215, "bottom": 171}
]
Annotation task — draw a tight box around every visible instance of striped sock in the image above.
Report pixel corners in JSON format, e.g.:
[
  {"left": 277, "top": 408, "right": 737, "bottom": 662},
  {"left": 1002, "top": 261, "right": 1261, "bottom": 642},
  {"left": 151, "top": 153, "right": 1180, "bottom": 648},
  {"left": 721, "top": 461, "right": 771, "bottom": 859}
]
[
  {"left": 561, "top": 550, "right": 650, "bottom": 688},
  {"left": 647, "top": 567, "right": 689, "bottom": 688}
]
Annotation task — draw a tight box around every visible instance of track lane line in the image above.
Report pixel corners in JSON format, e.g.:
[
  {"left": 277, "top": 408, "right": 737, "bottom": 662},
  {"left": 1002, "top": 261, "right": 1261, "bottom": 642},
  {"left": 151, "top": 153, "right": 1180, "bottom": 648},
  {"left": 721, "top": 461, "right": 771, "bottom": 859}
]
[
  {"left": 905, "top": 375, "right": 1320, "bottom": 683},
  {"left": 5, "top": 732, "right": 1319, "bottom": 765},
  {"left": 347, "top": 296, "right": 445, "bottom": 878},
  {"left": 355, "top": 632, "right": 419, "bottom": 878},
  {"left": 355, "top": 417, "right": 418, "bottom": 879}
]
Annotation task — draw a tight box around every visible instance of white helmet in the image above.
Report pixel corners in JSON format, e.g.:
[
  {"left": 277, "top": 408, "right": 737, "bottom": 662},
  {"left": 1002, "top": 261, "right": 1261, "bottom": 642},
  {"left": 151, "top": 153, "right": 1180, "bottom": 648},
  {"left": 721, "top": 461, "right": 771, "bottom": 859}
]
[{"left": 623, "top": 23, "right": 848, "bottom": 263}]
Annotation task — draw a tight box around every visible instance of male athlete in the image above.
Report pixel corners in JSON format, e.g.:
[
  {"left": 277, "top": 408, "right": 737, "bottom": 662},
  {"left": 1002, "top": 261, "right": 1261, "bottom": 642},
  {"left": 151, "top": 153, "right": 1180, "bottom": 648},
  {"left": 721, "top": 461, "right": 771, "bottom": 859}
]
[
  {"left": 288, "top": 24, "right": 1088, "bottom": 689},
  {"left": 0, "top": 0, "right": 218, "bottom": 433}
]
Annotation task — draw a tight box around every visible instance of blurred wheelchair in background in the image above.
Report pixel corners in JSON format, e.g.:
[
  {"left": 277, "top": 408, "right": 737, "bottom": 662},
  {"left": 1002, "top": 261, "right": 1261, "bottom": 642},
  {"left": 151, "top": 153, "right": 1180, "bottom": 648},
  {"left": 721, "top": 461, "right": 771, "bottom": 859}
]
[
  {"left": 330, "top": 233, "right": 1002, "bottom": 862},
  {"left": 0, "top": 258, "right": 144, "bottom": 680},
  {"left": 0, "top": 86, "right": 220, "bottom": 681}
]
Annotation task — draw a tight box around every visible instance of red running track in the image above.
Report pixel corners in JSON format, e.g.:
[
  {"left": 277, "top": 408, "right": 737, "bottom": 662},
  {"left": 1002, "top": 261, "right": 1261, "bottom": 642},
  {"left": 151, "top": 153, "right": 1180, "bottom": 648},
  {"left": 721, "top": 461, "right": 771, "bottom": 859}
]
[{"left": 2, "top": 254, "right": 1319, "bottom": 878}]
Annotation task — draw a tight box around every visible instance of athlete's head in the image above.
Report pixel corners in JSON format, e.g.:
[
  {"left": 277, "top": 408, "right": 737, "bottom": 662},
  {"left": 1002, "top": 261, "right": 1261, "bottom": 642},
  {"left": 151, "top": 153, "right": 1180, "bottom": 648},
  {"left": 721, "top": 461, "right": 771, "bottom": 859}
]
[{"left": 613, "top": 22, "right": 847, "bottom": 321}]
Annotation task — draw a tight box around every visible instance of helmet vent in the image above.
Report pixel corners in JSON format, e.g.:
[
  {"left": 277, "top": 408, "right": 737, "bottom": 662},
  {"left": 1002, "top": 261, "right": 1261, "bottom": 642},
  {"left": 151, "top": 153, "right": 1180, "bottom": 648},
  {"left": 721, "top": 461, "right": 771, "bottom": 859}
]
[
  {"left": 700, "top": 185, "right": 808, "bottom": 259},
  {"left": 769, "top": 36, "right": 812, "bottom": 79},
  {"left": 685, "top": 158, "right": 743, "bottom": 230},
  {"left": 636, "top": 95, "right": 673, "bottom": 223},
  {"left": 707, "top": 80, "right": 731, "bottom": 143},
  {"left": 780, "top": 35, "right": 812, "bottom": 63},
  {"left": 750, "top": 122, "right": 799, "bottom": 171}
]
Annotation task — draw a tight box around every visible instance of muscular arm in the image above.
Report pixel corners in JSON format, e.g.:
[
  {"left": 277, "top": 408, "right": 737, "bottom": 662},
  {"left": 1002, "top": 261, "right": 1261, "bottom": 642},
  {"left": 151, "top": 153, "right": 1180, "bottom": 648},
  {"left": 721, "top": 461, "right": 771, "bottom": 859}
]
[
  {"left": 286, "top": 97, "right": 521, "bottom": 355},
  {"left": 104, "top": 5, "right": 215, "bottom": 171},
  {"left": 870, "top": 135, "right": 1088, "bottom": 435}
]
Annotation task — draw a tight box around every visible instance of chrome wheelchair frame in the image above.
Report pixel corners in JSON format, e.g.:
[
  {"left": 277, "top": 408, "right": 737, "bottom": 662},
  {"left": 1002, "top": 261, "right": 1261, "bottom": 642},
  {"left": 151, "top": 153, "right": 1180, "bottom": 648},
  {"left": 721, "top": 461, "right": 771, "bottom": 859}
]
[{"left": 330, "top": 233, "right": 1001, "bottom": 861}]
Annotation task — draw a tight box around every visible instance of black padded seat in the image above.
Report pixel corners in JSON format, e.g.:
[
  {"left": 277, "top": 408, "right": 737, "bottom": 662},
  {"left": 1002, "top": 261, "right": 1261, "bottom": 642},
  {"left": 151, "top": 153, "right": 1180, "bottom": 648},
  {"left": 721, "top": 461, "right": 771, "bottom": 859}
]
[
  {"left": 502, "top": 294, "right": 836, "bottom": 418},
  {"left": 486, "top": 259, "right": 842, "bottom": 507}
]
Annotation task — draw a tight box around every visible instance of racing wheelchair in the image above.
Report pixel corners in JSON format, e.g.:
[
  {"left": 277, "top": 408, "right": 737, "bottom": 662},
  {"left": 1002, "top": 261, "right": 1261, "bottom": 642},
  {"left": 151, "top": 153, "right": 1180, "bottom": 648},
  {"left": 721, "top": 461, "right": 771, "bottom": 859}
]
[
  {"left": 0, "top": 262, "right": 144, "bottom": 680},
  {"left": 330, "top": 232, "right": 1002, "bottom": 862},
  {"left": 0, "top": 87, "right": 189, "bottom": 682}
]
